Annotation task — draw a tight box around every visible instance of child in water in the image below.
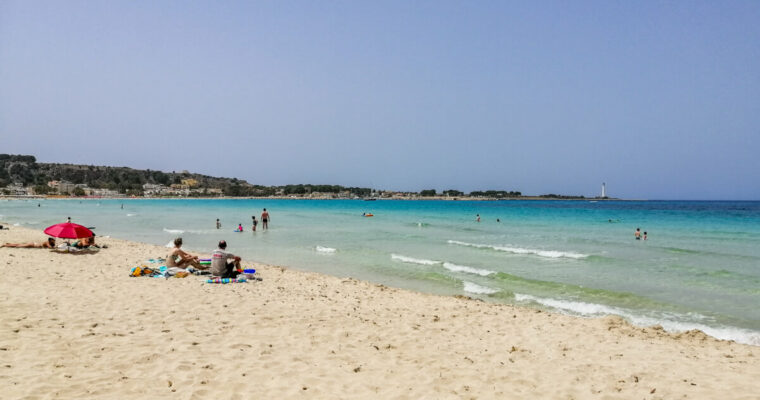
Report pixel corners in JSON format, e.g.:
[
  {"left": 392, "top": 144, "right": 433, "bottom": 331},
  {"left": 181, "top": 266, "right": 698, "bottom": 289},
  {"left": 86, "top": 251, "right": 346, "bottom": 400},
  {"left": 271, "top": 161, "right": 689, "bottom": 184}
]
[
  {"left": 237, "top": 224, "right": 243, "bottom": 232},
  {"left": 643, "top": 231, "right": 648, "bottom": 240}
]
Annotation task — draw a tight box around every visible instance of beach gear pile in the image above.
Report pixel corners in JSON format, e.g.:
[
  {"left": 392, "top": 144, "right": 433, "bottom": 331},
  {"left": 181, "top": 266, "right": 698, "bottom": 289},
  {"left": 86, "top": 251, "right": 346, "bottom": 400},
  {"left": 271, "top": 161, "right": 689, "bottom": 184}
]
[
  {"left": 129, "top": 258, "right": 205, "bottom": 279},
  {"left": 129, "top": 259, "right": 260, "bottom": 282},
  {"left": 129, "top": 265, "right": 192, "bottom": 278}
]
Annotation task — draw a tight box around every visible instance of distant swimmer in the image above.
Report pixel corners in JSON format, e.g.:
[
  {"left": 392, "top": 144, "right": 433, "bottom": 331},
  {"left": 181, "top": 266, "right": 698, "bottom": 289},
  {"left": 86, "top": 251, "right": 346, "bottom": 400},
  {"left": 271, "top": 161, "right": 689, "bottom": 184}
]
[
  {"left": 252, "top": 216, "right": 258, "bottom": 232},
  {"left": 496, "top": 218, "right": 500, "bottom": 222},
  {"left": 261, "top": 208, "right": 270, "bottom": 230},
  {"left": 643, "top": 231, "right": 648, "bottom": 240},
  {"left": 635, "top": 228, "right": 641, "bottom": 240},
  {"left": 476, "top": 214, "right": 481, "bottom": 222},
  {"left": 216, "top": 218, "right": 221, "bottom": 229}
]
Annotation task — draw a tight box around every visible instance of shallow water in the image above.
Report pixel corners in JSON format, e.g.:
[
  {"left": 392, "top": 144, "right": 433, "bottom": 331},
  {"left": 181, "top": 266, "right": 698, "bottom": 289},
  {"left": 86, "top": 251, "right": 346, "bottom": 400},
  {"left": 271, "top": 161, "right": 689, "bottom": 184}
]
[{"left": 3, "top": 198, "right": 759, "bottom": 345}]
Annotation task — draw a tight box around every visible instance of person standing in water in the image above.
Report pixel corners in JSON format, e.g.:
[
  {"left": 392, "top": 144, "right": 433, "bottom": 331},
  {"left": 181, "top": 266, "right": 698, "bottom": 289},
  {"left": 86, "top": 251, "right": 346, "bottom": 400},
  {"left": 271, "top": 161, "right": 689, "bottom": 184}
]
[
  {"left": 251, "top": 216, "right": 258, "bottom": 232},
  {"left": 643, "top": 231, "right": 648, "bottom": 240},
  {"left": 476, "top": 214, "right": 481, "bottom": 222},
  {"left": 216, "top": 219, "right": 221, "bottom": 229},
  {"left": 261, "top": 208, "right": 270, "bottom": 230},
  {"left": 635, "top": 228, "right": 641, "bottom": 240}
]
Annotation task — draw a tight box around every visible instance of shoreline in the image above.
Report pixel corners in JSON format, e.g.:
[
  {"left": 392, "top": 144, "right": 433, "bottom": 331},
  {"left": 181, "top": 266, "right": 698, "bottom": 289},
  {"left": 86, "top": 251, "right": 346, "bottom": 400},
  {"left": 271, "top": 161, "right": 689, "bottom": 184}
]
[
  {"left": 2, "top": 195, "right": 630, "bottom": 201},
  {"left": 1, "top": 225, "right": 759, "bottom": 398}
]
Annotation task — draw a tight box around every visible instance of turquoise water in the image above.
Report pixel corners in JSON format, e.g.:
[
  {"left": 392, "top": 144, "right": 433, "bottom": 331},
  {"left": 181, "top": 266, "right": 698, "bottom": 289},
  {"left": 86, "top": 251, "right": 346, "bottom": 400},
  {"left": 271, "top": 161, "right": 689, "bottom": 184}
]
[{"left": 2, "top": 198, "right": 760, "bottom": 345}]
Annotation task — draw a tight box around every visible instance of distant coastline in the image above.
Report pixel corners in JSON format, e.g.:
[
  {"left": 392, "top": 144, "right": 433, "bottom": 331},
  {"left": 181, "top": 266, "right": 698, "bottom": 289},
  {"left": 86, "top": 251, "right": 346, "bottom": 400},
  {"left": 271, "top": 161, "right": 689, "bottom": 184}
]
[
  {"left": 2, "top": 154, "right": 609, "bottom": 200},
  {"left": 1, "top": 194, "right": 622, "bottom": 201}
]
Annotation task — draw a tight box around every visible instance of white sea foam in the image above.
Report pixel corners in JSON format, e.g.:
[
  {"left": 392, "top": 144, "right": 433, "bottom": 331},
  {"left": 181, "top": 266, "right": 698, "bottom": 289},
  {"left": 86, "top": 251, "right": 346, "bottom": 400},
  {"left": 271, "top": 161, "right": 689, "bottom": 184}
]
[
  {"left": 126, "top": 213, "right": 137, "bottom": 217},
  {"left": 442, "top": 262, "right": 496, "bottom": 277},
  {"left": 316, "top": 246, "right": 337, "bottom": 254},
  {"left": 163, "top": 228, "right": 184, "bottom": 234},
  {"left": 514, "top": 293, "right": 760, "bottom": 346},
  {"left": 391, "top": 254, "right": 440, "bottom": 265},
  {"left": 13, "top": 223, "right": 21, "bottom": 226},
  {"left": 185, "top": 229, "right": 215, "bottom": 235},
  {"left": 463, "top": 281, "right": 499, "bottom": 295},
  {"left": 448, "top": 240, "right": 588, "bottom": 259}
]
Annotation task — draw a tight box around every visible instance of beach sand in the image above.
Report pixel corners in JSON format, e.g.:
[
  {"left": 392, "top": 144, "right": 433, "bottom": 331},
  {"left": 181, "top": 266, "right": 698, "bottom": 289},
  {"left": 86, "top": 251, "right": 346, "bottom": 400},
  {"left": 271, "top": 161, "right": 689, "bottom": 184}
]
[{"left": 1, "top": 226, "right": 758, "bottom": 399}]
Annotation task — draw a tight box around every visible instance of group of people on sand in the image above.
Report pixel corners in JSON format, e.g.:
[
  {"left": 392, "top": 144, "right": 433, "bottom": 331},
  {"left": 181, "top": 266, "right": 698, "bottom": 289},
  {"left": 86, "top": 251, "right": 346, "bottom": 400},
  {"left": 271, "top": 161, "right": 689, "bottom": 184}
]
[
  {"left": 167, "top": 237, "right": 243, "bottom": 279},
  {"left": 217, "top": 208, "right": 270, "bottom": 232},
  {"left": 2, "top": 234, "right": 101, "bottom": 249}
]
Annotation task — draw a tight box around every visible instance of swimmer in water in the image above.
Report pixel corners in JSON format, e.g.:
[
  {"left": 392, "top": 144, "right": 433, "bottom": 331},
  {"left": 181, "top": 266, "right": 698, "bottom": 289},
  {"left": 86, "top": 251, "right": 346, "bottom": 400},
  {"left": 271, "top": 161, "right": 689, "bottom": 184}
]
[
  {"left": 261, "top": 208, "right": 270, "bottom": 230},
  {"left": 635, "top": 228, "right": 641, "bottom": 240}
]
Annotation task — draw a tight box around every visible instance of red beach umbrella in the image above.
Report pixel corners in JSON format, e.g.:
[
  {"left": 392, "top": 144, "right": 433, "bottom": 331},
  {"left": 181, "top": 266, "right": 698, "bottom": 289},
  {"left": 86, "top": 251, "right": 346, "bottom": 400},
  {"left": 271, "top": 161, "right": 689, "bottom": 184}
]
[{"left": 43, "top": 222, "right": 93, "bottom": 239}]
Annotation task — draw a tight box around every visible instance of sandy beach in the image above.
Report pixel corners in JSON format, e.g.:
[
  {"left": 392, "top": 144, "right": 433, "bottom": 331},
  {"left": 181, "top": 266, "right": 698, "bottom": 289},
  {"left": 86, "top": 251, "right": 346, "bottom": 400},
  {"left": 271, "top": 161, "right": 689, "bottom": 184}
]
[{"left": 1, "top": 226, "right": 758, "bottom": 399}]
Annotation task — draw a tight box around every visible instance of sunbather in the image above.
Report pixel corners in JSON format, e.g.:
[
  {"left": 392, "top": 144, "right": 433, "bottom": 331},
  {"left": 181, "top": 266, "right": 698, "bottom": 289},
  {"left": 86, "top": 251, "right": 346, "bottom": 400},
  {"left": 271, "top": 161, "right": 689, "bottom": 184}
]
[
  {"left": 2, "top": 237, "right": 56, "bottom": 248},
  {"left": 167, "top": 237, "right": 206, "bottom": 270},
  {"left": 73, "top": 235, "right": 104, "bottom": 249}
]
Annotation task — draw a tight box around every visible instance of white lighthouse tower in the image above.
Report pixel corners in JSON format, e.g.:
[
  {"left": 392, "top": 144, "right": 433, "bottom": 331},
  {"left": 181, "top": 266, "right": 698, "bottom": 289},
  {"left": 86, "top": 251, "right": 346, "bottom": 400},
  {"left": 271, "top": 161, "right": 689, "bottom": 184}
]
[{"left": 601, "top": 182, "right": 607, "bottom": 198}]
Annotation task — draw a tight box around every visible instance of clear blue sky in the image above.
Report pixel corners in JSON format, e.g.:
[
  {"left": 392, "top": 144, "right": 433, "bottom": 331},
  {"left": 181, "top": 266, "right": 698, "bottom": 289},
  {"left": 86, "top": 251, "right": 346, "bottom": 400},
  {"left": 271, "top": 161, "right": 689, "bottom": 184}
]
[{"left": 1, "top": 1, "right": 759, "bottom": 199}]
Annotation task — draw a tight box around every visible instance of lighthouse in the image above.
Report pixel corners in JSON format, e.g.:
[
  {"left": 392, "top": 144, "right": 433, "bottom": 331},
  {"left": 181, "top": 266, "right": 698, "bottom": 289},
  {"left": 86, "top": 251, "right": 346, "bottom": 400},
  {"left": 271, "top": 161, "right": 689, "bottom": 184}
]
[{"left": 601, "top": 183, "right": 607, "bottom": 198}]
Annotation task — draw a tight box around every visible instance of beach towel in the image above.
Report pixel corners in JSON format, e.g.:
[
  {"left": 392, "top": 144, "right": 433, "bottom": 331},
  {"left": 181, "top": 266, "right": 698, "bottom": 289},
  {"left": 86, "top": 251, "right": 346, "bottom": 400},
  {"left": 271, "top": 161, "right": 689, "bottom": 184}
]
[{"left": 206, "top": 278, "right": 247, "bottom": 284}]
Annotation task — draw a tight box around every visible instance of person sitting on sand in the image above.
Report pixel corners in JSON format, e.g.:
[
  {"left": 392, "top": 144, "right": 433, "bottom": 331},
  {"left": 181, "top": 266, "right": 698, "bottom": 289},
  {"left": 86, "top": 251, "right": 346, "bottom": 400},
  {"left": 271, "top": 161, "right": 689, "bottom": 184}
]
[
  {"left": 167, "top": 238, "right": 204, "bottom": 270},
  {"left": 211, "top": 240, "right": 241, "bottom": 278},
  {"left": 2, "top": 237, "right": 56, "bottom": 248},
  {"left": 73, "top": 235, "right": 103, "bottom": 249}
]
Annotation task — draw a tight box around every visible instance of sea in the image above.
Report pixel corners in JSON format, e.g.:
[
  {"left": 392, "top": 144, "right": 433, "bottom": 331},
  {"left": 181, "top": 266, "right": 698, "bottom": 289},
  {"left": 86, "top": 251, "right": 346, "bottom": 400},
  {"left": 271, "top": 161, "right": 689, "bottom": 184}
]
[{"left": 2, "top": 198, "right": 759, "bottom": 345}]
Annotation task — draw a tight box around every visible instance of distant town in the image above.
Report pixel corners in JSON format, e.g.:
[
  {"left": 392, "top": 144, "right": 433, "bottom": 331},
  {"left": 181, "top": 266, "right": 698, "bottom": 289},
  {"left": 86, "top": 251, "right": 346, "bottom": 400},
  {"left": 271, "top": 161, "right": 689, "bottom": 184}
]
[{"left": 1, "top": 154, "right": 607, "bottom": 200}]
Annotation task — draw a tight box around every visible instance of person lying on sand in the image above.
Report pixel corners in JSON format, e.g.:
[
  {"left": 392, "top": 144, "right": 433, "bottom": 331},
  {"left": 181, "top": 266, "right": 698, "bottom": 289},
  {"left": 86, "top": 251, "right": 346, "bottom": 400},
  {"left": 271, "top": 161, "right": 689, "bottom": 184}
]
[
  {"left": 2, "top": 237, "right": 56, "bottom": 248},
  {"left": 167, "top": 237, "right": 206, "bottom": 270}
]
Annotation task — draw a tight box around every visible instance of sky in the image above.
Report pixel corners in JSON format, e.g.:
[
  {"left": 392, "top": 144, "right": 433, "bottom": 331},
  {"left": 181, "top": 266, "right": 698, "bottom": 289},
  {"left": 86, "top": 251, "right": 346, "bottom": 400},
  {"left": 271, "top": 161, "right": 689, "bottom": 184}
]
[{"left": 1, "top": 1, "right": 759, "bottom": 199}]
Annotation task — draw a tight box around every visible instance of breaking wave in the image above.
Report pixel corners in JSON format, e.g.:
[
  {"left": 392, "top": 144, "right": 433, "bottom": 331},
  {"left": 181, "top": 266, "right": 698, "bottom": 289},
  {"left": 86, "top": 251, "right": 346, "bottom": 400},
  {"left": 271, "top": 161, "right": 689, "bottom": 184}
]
[
  {"left": 448, "top": 240, "right": 588, "bottom": 259},
  {"left": 513, "top": 293, "right": 760, "bottom": 346},
  {"left": 463, "top": 281, "right": 499, "bottom": 295},
  {"left": 391, "top": 254, "right": 440, "bottom": 265},
  {"left": 442, "top": 262, "right": 496, "bottom": 277},
  {"left": 316, "top": 246, "right": 337, "bottom": 254}
]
